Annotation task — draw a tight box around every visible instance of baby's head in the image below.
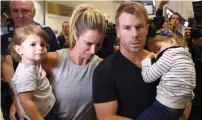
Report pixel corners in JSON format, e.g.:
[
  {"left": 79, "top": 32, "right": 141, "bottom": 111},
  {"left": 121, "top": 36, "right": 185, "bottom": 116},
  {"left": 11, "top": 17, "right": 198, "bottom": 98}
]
[
  {"left": 9, "top": 25, "right": 48, "bottom": 64},
  {"left": 149, "top": 29, "right": 183, "bottom": 54}
]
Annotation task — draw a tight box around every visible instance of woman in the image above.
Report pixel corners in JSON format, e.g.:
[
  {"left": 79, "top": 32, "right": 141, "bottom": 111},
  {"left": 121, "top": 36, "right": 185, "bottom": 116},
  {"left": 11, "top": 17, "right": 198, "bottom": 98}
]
[{"left": 42, "top": 4, "right": 106, "bottom": 120}]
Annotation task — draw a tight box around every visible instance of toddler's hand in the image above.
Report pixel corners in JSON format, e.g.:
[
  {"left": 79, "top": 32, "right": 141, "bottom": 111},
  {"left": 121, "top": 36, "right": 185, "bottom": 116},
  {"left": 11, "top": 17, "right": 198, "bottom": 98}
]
[{"left": 146, "top": 52, "right": 157, "bottom": 59}]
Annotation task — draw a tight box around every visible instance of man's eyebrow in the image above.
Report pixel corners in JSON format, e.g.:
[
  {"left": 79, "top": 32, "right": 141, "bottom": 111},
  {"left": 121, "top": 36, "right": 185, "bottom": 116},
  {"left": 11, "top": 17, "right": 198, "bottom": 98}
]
[{"left": 121, "top": 24, "right": 131, "bottom": 27}]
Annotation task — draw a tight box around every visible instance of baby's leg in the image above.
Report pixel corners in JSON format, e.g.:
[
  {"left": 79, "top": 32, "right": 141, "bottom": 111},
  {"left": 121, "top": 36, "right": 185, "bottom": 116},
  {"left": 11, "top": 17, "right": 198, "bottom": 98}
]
[{"left": 136, "top": 100, "right": 184, "bottom": 120}]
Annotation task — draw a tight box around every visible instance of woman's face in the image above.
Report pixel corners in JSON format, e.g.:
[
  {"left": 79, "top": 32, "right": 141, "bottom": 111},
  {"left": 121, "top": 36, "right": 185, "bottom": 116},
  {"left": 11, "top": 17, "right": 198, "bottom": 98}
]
[{"left": 75, "top": 30, "right": 105, "bottom": 60}]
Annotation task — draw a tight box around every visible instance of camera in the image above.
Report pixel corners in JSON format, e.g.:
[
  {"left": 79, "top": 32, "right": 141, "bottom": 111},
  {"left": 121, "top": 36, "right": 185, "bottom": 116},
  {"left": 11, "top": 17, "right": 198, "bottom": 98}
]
[{"left": 190, "top": 0, "right": 202, "bottom": 39}]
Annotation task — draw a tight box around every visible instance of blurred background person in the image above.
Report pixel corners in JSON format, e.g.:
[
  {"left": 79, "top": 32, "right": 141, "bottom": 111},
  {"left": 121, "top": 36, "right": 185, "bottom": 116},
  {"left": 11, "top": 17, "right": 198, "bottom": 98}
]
[
  {"left": 1, "top": 1, "right": 60, "bottom": 120},
  {"left": 57, "top": 21, "right": 69, "bottom": 48}
]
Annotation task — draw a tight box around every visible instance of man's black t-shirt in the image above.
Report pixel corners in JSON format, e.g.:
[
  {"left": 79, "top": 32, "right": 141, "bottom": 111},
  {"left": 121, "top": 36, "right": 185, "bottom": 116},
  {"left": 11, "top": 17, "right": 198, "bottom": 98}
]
[{"left": 93, "top": 50, "right": 158, "bottom": 119}]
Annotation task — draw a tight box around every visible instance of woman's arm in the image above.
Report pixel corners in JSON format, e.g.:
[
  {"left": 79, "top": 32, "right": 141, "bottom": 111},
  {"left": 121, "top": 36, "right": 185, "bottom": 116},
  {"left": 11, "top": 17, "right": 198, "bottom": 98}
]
[
  {"left": 42, "top": 52, "right": 58, "bottom": 76},
  {"left": 19, "top": 92, "right": 44, "bottom": 120}
]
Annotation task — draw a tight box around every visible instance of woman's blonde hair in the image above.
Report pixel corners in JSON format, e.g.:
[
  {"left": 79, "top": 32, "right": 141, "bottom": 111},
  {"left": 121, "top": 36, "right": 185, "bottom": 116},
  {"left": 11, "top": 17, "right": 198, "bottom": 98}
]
[
  {"left": 68, "top": 4, "right": 107, "bottom": 49},
  {"left": 9, "top": 25, "right": 48, "bottom": 61}
]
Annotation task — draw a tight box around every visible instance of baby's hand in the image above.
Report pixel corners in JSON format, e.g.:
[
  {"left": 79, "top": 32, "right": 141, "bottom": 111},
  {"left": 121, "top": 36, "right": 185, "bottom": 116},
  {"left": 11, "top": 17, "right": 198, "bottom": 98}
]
[{"left": 146, "top": 52, "right": 157, "bottom": 59}]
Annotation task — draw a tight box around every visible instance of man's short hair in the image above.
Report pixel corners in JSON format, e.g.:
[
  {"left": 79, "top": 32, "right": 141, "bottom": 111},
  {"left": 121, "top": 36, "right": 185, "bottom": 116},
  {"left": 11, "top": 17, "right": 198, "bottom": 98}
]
[
  {"left": 9, "top": 0, "right": 35, "bottom": 10},
  {"left": 62, "top": 21, "right": 69, "bottom": 26},
  {"left": 115, "top": 2, "right": 148, "bottom": 27}
]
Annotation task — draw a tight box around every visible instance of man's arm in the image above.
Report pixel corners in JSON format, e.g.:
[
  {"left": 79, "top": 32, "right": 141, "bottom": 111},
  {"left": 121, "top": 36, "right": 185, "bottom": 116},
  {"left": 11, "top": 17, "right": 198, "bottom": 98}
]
[
  {"left": 94, "top": 100, "right": 117, "bottom": 120},
  {"left": 94, "top": 101, "right": 132, "bottom": 120},
  {"left": 93, "top": 59, "right": 132, "bottom": 120},
  {"left": 1, "top": 55, "right": 14, "bottom": 86},
  {"left": 156, "top": 0, "right": 168, "bottom": 16},
  {"left": 178, "top": 101, "right": 192, "bottom": 120},
  {"left": 1, "top": 55, "right": 23, "bottom": 120}
]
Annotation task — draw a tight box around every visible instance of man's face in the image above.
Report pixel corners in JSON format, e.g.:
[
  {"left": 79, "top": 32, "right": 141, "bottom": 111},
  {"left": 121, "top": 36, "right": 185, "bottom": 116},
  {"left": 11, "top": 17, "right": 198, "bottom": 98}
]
[
  {"left": 62, "top": 23, "right": 69, "bottom": 35},
  {"left": 170, "top": 14, "right": 180, "bottom": 27},
  {"left": 10, "top": 1, "right": 35, "bottom": 28},
  {"left": 117, "top": 12, "right": 148, "bottom": 54}
]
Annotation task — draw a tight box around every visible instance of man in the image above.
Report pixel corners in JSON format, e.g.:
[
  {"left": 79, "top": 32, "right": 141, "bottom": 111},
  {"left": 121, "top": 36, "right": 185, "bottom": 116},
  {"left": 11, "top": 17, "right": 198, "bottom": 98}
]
[
  {"left": 57, "top": 21, "right": 69, "bottom": 48},
  {"left": 155, "top": 1, "right": 183, "bottom": 40},
  {"left": 162, "top": 12, "right": 184, "bottom": 42},
  {"left": 1, "top": 1, "right": 60, "bottom": 56},
  {"left": 185, "top": 28, "right": 202, "bottom": 120},
  {"left": 93, "top": 2, "right": 191, "bottom": 120},
  {"left": 1, "top": 1, "right": 60, "bottom": 120}
]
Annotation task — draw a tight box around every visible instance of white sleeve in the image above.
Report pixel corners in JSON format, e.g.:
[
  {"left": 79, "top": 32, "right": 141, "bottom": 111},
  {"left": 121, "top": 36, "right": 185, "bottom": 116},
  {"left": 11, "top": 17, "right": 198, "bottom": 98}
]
[
  {"left": 13, "top": 70, "right": 37, "bottom": 94},
  {"left": 141, "top": 50, "right": 173, "bottom": 83}
]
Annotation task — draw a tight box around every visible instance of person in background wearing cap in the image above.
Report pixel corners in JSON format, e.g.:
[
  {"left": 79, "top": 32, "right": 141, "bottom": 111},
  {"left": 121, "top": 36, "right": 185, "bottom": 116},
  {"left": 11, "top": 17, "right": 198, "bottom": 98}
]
[
  {"left": 137, "top": 29, "right": 196, "bottom": 120},
  {"left": 185, "top": 27, "right": 202, "bottom": 120}
]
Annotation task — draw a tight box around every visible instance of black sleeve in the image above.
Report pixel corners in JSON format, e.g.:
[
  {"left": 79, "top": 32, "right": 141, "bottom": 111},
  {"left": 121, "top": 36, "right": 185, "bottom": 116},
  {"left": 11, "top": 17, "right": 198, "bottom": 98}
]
[
  {"left": 1, "top": 34, "right": 9, "bottom": 61},
  {"left": 156, "top": 9, "right": 163, "bottom": 16},
  {"left": 93, "top": 59, "right": 117, "bottom": 103},
  {"left": 43, "top": 27, "right": 61, "bottom": 51},
  {"left": 57, "top": 35, "right": 66, "bottom": 48}
]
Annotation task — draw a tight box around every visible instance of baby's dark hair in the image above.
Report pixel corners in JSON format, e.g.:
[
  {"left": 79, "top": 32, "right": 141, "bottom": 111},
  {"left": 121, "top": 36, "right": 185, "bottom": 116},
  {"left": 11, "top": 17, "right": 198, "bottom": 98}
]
[{"left": 9, "top": 25, "right": 48, "bottom": 61}]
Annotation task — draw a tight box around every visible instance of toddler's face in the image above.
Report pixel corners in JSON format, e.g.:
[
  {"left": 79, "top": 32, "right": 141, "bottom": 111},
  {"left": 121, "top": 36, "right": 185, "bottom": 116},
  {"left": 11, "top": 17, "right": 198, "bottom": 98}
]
[
  {"left": 150, "top": 41, "right": 173, "bottom": 54},
  {"left": 17, "top": 35, "right": 47, "bottom": 64}
]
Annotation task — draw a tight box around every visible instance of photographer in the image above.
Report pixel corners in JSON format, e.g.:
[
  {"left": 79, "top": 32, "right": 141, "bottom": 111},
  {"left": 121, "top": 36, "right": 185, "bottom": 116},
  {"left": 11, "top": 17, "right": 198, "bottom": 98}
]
[
  {"left": 184, "top": 28, "right": 202, "bottom": 120},
  {"left": 185, "top": 1, "right": 202, "bottom": 119}
]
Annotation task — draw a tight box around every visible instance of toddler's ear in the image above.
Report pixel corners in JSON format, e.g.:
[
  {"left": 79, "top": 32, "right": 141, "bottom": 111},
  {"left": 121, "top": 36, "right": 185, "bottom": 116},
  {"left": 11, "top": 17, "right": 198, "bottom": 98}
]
[
  {"left": 170, "top": 38, "right": 177, "bottom": 45},
  {"left": 14, "top": 45, "right": 23, "bottom": 55}
]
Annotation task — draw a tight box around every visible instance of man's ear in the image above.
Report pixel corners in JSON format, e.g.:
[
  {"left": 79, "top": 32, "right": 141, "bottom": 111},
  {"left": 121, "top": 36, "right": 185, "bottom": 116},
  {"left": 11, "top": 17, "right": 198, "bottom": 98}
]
[
  {"left": 116, "top": 27, "right": 120, "bottom": 38},
  {"left": 33, "top": 9, "right": 36, "bottom": 16},
  {"left": 14, "top": 45, "right": 22, "bottom": 55},
  {"left": 146, "top": 24, "right": 149, "bottom": 36}
]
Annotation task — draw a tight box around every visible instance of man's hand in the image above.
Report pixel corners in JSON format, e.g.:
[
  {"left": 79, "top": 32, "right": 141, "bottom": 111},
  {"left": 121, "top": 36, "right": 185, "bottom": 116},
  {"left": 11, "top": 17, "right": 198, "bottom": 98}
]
[
  {"left": 178, "top": 114, "right": 186, "bottom": 120},
  {"left": 158, "top": 0, "right": 169, "bottom": 9},
  {"left": 184, "top": 27, "right": 191, "bottom": 39},
  {"left": 10, "top": 102, "right": 17, "bottom": 120},
  {"left": 9, "top": 102, "right": 24, "bottom": 120},
  {"left": 178, "top": 101, "right": 192, "bottom": 120}
]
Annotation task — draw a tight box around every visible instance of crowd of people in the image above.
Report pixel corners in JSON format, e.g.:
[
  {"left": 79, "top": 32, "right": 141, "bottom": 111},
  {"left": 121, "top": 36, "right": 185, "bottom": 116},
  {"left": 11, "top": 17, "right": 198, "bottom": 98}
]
[{"left": 1, "top": 0, "right": 201, "bottom": 120}]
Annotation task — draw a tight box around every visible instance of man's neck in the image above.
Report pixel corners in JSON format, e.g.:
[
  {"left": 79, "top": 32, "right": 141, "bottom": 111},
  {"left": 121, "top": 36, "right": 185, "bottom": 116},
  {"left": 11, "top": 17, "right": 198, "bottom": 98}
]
[{"left": 120, "top": 48, "right": 150, "bottom": 68}]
